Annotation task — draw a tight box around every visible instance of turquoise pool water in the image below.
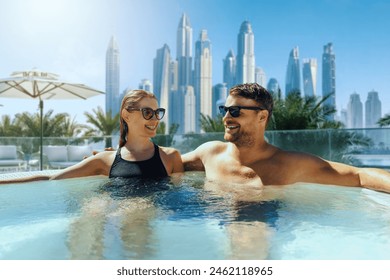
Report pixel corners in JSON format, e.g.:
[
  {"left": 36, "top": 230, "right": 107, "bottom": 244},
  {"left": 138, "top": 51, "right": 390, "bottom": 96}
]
[{"left": 1, "top": 171, "right": 390, "bottom": 260}]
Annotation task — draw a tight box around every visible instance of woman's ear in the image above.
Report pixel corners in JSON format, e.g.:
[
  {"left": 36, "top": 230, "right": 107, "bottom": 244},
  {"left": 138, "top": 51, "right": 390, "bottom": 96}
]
[{"left": 121, "top": 109, "right": 130, "bottom": 122}]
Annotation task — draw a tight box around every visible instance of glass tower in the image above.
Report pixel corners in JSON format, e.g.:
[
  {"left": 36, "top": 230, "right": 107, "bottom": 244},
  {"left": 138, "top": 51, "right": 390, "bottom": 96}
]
[
  {"left": 105, "top": 36, "right": 120, "bottom": 117},
  {"left": 285, "top": 46, "right": 301, "bottom": 97},
  {"left": 236, "top": 21, "right": 255, "bottom": 84},
  {"left": 223, "top": 49, "right": 236, "bottom": 90},
  {"left": 267, "top": 78, "right": 281, "bottom": 99},
  {"left": 194, "top": 29, "right": 212, "bottom": 132},
  {"left": 365, "top": 90, "right": 382, "bottom": 128},
  {"left": 302, "top": 58, "right": 317, "bottom": 97},
  {"left": 177, "top": 13, "right": 193, "bottom": 88},
  {"left": 153, "top": 44, "right": 171, "bottom": 133},
  {"left": 322, "top": 43, "right": 336, "bottom": 120},
  {"left": 176, "top": 13, "right": 193, "bottom": 134},
  {"left": 347, "top": 92, "right": 363, "bottom": 128}
]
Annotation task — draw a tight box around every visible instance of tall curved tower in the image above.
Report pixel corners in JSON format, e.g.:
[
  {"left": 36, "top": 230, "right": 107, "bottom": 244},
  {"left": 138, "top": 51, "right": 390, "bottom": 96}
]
[
  {"left": 236, "top": 21, "right": 255, "bottom": 84},
  {"left": 105, "top": 36, "right": 120, "bottom": 117}
]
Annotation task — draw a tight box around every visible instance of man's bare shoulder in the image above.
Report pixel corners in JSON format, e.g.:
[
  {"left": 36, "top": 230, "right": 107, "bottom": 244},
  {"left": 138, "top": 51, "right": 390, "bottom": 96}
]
[
  {"left": 195, "top": 140, "right": 228, "bottom": 155},
  {"left": 273, "top": 149, "right": 328, "bottom": 167}
]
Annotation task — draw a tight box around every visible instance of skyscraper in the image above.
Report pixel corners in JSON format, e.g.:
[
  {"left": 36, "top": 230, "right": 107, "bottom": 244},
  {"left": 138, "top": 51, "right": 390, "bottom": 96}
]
[
  {"left": 255, "top": 67, "right": 266, "bottom": 87},
  {"left": 302, "top": 58, "right": 317, "bottom": 97},
  {"left": 176, "top": 13, "right": 194, "bottom": 134},
  {"left": 153, "top": 44, "right": 172, "bottom": 133},
  {"left": 340, "top": 108, "right": 348, "bottom": 127},
  {"left": 267, "top": 78, "right": 281, "bottom": 99},
  {"left": 365, "top": 90, "right": 382, "bottom": 128},
  {"left": 212, "top": 83, "right": 228, "bottom": 118},
  {"left": 105, "top": 36, "right": 120, "bottom": 117},
  {"left": 347, "top": 92, "right": 363, "bottom": 128},
  {"left": 285, "top": 46, "right": 301, "bottom": 96},
  {"left": 236, "top": 21, "right": 255, "bottom": 84},
  {"left": 194, "top": 29, "right": 212, "bottom": 132},
  {"left": 184, "top": 86, "right": 196, "bottom": 133},
  {"left": 322, "top": 43, "right": 336, "bottom": 120},
  {"left": 138, "top": 79, "right": 153, "bottom": 92},
  {"left": 223, "top": 49, "right": 236, "bottom": 90},
  {"left": 177, "top": 13, "right": 193, "bottom": 88}
]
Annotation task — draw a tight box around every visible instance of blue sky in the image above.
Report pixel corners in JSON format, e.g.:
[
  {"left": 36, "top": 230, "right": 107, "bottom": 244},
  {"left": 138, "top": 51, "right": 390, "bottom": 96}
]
[{"left": 1, "top": 0, "right": 389, "bottom": 125}]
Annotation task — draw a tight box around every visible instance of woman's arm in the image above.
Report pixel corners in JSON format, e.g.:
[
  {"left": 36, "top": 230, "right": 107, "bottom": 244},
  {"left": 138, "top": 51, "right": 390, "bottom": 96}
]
[{"left": 0, "top": 152, "right": 113, "bottom": 185}]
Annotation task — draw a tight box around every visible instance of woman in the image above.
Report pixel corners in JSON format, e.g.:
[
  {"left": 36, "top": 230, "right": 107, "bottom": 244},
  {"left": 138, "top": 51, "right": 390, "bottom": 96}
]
[{"left": 0, "top": 90, "right": 183, "bottom": 184}]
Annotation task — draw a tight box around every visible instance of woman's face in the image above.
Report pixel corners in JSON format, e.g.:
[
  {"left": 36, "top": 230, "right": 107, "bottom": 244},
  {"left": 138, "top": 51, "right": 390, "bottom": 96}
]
[{"left": 123, "top": 97, "right": 161, "bottom": 138}]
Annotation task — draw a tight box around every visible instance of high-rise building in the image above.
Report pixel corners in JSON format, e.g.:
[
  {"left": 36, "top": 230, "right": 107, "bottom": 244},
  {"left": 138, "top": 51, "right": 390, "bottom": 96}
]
[
  {"left": 168, "top": 60, "right": 180, "bottom": 132},
  {"left": 285, "top": 46, "right": 301, "bottom": 97},
  {"left": 223, "top": 49, "right": 236, "bottom": 90},
  {"left": 267, "top": 78, "right": 281, "bottom": 99},
  {"left": 365, "top": 90, "right": 382, "bottom": 128},
  {"left": 340, "top": 108, "right": 348, "bottom": 127},
  {"left": 212, "top": 83, "right": 228, "bottom": 118},
  {"left": 138, "top": 79, "right": 153, "bottom": 92},
  {"left": 302, "top": 58, "right": 317, "bottom": 97},
  {"left": 194, "top": 29, "right": 212, "bottom": 132},
  {"left": 184, "top": 86, "right": 196, "bottom": 133},
  {"left": 153, "top": 44, "right": 172, "bottom": 133},
  {"left": 177, "top": 13, "right": 193, "bottom": 88},
  {"left": 236, "top": 21, "right": 255, "bottom": 84},
  {"left": 169, "top": 60, "right": 178, "bottom": 92},
  {"left": 176, "top": 13, "right": 193, "bottom": 134},
  {"left": 347, "top": 92, "right": 363, "bottom": 128},
  {"left": 105, "top": 36, "right": 120, "bottom": 117},
  {"left": 322, "top": 43, "right": 336, "bottom": 120},
  {"left": 255, "top": 67, "right": 266, "bottom": 87}
]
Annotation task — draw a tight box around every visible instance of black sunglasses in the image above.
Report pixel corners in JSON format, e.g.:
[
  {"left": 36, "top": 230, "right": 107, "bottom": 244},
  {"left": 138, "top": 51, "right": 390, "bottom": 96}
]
[
  {"left": 127, "top": 107, "right": 166, "bottom": 120},
  {"left": 218, "top": 106, "right": 265, "bottom": 118}
]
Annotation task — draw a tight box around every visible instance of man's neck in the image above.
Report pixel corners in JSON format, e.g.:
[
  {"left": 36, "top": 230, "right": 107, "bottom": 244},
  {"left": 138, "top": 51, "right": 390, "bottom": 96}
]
[{"left": 230, "top": 140, "right": 275, "bottom": 165}]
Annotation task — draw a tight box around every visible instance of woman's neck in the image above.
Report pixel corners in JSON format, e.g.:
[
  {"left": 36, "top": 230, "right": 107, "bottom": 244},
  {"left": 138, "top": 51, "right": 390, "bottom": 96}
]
[{"left": 123, "top": 137, "right": 154, "bottom": 152}]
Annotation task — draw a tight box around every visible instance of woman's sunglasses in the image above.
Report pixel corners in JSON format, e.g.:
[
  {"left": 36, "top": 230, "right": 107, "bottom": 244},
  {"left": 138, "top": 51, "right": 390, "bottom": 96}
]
[
  {"left": 218, "top": 106, "right": 265, "bottom": 118},
  {"left": 127, "top": 107, "right": 166, "bottom": 120}
]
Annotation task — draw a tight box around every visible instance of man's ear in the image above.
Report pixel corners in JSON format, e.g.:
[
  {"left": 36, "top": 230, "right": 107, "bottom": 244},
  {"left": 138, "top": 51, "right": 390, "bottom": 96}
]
[{"left": 259, "top": 110, "right": 269, "bottom": 121}]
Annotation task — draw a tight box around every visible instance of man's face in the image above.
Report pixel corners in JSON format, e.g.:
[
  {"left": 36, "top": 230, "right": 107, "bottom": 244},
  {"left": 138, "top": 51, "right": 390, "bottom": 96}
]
[{"left": 222, "top": 95, "right": 262, "bottom": 147}]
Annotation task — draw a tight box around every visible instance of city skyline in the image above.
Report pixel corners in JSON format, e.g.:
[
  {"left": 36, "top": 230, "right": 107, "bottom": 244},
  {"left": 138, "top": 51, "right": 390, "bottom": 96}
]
[{"left": 1, "top": 0, "right": 389, "bottom": 126}]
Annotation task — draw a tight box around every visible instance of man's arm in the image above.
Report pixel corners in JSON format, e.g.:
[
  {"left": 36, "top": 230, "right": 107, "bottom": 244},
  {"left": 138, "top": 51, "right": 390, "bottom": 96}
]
[
  {"left": 182, "top": 150, "right": 205, "bottom": 171},
  {"left": 356, "top": 167, "right": 390, "bottom": 193},
  {"left": 305, "top": 158, "right": 390, "bottom": 193}
]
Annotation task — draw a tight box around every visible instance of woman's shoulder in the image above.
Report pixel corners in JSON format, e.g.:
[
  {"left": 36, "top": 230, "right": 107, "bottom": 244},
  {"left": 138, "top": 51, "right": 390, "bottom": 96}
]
[
  {"left": 85, "top": 150, "right": 117, "bottom": 163},
  {"left": 158, "top": 146, "right": 181, "bottom": 156}
]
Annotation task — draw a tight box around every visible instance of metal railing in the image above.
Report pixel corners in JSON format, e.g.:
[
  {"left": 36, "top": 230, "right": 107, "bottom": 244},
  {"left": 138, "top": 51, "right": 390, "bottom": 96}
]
[{"left": 1, "top": 128, "right": 390, "bottom": 173}]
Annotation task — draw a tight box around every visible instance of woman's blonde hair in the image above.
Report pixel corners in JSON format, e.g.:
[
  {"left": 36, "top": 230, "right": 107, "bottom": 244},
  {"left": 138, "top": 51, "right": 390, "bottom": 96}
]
[{"left": 119, "top": 89, "right": 157, "bottom": 148}]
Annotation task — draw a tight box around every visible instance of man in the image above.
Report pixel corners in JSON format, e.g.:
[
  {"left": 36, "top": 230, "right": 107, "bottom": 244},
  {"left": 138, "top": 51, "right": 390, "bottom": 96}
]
[{"left": 182, "top": 83, "right": 390, "bottom": 193}]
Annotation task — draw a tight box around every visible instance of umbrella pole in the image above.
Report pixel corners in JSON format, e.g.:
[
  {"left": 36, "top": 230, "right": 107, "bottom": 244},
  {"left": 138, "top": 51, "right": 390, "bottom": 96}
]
[{"left": 39, "top": 99, "right": 43, "bottom": 170}]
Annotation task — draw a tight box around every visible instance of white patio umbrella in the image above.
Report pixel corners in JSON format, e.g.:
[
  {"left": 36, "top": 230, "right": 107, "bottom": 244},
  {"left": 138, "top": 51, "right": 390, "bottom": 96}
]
[{"left": 0, "top": 70, "right": 104, "bottom": 170}]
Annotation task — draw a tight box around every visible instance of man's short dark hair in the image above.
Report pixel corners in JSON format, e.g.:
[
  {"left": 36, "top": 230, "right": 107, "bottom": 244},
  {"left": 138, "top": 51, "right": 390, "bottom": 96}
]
[{"left": 229, "top": 83, "right": 273, "bottom": 119}]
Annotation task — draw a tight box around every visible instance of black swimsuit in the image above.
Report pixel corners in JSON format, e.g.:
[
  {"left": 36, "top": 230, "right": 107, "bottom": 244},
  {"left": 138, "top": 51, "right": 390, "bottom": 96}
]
[{"left": 109, "top": 144, "right": 168, "bottom": 178}]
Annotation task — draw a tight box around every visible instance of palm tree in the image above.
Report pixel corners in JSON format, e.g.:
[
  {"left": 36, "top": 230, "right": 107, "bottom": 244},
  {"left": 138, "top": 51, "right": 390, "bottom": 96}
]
[
  {"left": 264, "top": 92, "right": 371, "bottom": 163},
  {"left": 200, "top": 113, "right": 225, "bottom": 132},
  {"left": 153, "top": 122, "right": 179, "bottom": 146},
  {"left": 14, "top": 110, "right": 69, "bottom": 138},
  {"left": 62, "top": 116, "right": 91, "bottom": 145},
  {"left": 377, "top": 114, "right": 390, "bottom": 127},
  {"left": 0, "top": 115, "right": 22, "bottom": 137},
  {"left": 84, "top": 107, "right": 120, "bottom": 148},
  {"left": 268, "top": 92, "right": 342, "bottom": 130}
]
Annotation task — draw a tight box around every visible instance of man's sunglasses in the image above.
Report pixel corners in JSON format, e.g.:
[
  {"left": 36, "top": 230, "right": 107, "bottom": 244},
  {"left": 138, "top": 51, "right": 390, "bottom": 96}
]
[
  {"left": 218, "top": 106, "right": 265, "bottom": 118},
  {"left": 127, "top": 107, "right": 166, "bottom": 120}
]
